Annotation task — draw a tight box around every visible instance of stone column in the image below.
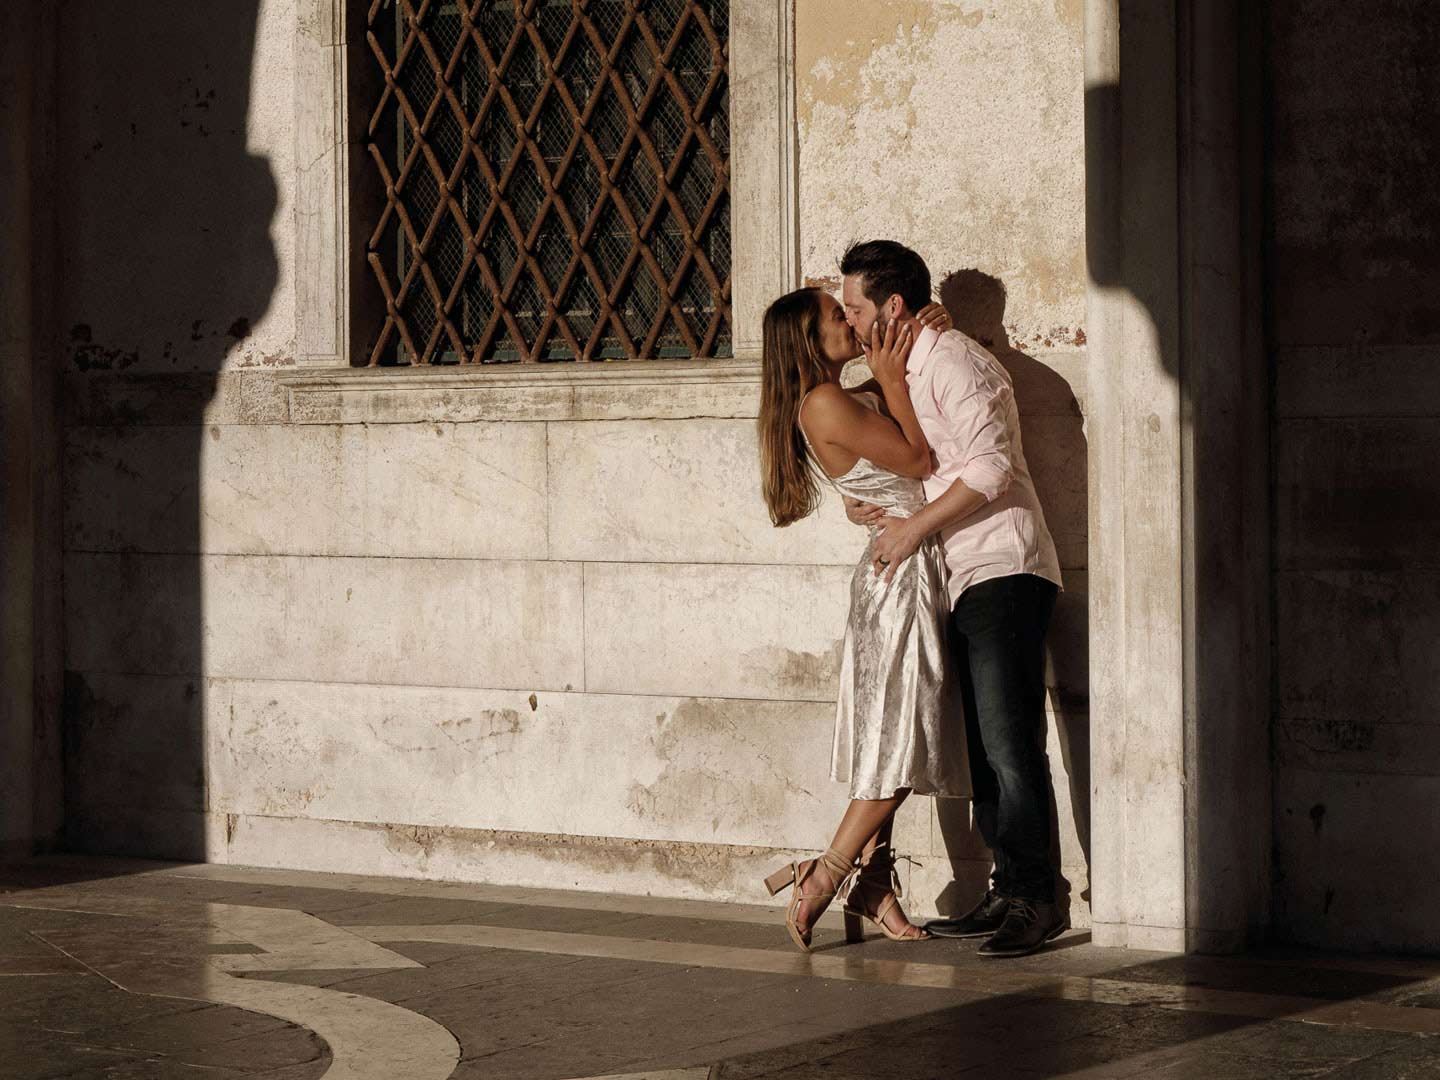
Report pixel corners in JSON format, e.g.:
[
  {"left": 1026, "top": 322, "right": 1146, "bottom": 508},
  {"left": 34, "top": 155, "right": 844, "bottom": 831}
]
[
  {"left": 1085, "top": 0, "right": 1269, "bottom": 952},
  {"left": 0, "top": 3, "right": 62, "bottom": 860}
]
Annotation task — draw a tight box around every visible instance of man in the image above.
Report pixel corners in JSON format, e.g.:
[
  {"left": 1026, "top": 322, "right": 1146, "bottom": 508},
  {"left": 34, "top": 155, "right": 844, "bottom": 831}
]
[{"left": 839, "top": 240, "right": 1065, "bottom": 958}]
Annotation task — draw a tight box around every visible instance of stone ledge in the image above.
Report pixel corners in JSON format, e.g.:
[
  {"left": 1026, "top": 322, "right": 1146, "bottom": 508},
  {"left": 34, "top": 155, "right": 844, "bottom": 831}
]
[
  {"left": 278, "top": 360, "right": 765, "bottom": 424},
  {"left": 62, "top": 352, "right": 1087, "bottom": 426}
]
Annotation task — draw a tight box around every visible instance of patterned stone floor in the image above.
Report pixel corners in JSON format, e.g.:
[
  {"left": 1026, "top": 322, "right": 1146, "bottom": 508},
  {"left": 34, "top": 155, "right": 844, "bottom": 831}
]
[{"left": 3, "top": 857, "right": 1439, "bottom": 1079}]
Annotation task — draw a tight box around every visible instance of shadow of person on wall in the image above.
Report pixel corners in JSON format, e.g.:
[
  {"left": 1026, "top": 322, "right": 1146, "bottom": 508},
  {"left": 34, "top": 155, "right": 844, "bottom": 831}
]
[
  {"left": 58, "top": 0, "right": 278, "bottom": 865},
  {"left": 928, "top": 269, "right": 1092, "bottom": 923}
]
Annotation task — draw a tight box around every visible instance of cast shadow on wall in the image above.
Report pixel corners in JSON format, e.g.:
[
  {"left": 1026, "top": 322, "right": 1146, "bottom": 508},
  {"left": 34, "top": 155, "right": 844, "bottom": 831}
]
[
  {"left": 929, "top": 269, "right": 1092, "bottom": 920},
  {"left": 59, "top": 0, "right": 278, "bottom": 863}
]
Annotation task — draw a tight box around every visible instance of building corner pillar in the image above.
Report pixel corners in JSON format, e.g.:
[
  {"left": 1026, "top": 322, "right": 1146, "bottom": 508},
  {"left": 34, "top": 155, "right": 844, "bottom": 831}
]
[{"left": 1084, "top": 0, "right": 1268, "bottom": 953}]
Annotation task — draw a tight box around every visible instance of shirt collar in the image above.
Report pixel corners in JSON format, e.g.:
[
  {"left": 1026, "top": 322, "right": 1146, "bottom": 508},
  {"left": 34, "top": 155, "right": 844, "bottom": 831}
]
[{"left": 906, "top": 324, "right": 941, "bottom": 382}]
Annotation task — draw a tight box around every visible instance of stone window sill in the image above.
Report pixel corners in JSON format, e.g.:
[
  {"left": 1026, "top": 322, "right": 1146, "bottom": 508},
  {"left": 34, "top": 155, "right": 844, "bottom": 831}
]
[{"left": 276, "top": 359, "right": 764, "bottom": 424}]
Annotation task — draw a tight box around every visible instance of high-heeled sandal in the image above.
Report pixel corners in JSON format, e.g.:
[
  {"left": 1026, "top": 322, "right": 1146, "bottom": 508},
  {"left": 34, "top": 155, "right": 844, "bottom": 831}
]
[
  {"left": 763, "top": 847, "right": 860, "bottom": 952},
  {"left": 844, "top": 843, "right": 930, "bottom": 942}
]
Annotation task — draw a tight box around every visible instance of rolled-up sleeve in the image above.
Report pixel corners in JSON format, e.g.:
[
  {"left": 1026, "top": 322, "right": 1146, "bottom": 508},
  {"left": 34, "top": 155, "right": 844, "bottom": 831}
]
[{"left": 930, "top": 351, "right": 1015, "bottom": 502}]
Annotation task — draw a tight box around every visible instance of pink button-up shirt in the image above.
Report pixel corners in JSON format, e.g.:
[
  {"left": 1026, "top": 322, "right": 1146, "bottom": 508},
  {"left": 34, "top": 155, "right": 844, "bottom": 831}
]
[{"left": 905, "top": 326, "right": 1062, "bottom": 609}]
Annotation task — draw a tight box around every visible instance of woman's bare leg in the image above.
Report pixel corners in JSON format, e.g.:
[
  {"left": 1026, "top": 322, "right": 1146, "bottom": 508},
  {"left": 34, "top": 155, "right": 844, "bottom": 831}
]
[
  {"left": 830, "top": 793, "right": 907, "bottom": 863},
  {"left": 859, "top": 813, "right": 895, "bottom": 863},
  {"left": 794, "top": 793, "right": 907, "bottom": 933},
  {"left": 849, "top": 809, "right": 925, "bottom": 938}
]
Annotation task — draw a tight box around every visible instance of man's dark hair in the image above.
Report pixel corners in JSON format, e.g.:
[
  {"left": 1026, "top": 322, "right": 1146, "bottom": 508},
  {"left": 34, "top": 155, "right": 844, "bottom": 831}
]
[{"left": 840, "top": 240, "right": 932, "bottom": 313}]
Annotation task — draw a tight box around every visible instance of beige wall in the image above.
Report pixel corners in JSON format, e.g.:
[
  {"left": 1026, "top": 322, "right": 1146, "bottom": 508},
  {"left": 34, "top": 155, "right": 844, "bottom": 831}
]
[
  {"left": 795, "top": 0, "right": 1087, "bottom": 350},
  {"left": 58, "top": 0, "right": 1092, "bottom": 923}
]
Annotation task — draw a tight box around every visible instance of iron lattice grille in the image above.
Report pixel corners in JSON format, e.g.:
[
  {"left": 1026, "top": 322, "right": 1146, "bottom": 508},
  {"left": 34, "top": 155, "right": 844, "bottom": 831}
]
[{"left": 363, "top": 0, "right": 732, "bottom": 364}]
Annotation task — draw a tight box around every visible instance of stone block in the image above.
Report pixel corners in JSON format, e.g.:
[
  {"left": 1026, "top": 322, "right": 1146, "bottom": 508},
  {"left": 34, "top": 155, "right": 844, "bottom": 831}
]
[
  {"left": 65, "top": 552, "right": 205, "bottom": 675},
  {"left": 1275, "top": 346, "right": 1440, "bottom": 419},
  {"left": 1276, "top": 570, "right": 1440, "bottom": 731},
  {"left": 221, "top": 813, "right": 821, "bottom": 906},
  {"left": 65, "top": 425, "right": 199, "bottom": 553},
  {"left": 1274, "top": 765, "right": 1440, "bottom": 953},
  {"left": 932, "top": 798, "right": 991, "bottom": 862},
  {"left": 278, "top": 362, "right": 764, "bottom": 425},
  {"left": 888, "top": 795, "right": 932, "bottom": 857},
  {"left": 583, "top": 562, "right": 852, "bottom": 701},
  {"left": 205, "top": 679, "right": 848, "bottom": 851},
  {"left": 547, "top": 419, "right": 859, "bottom": 566},
  {"left": 65, "top": 422, "right": 547, "bottom": 559},
  {"left": 64, "top": 553, "right": 583, "bottom": 691},
  {"left": 62, "top": 671, "right": 206, "bottom": 822},
  {"left": 903, "top": 857, "right": 998, "bottom": 920},
  {"left": 1276, "top": 718, "right": 1440, "bottom": 778},
  {"left": 64, "top": 802, "right": 215, "bottom": 862},
  {"left": 62, "top": 372, "right": 234, "bottom": 427},
  {"left": 1276, "top": 418, "right": 1440, "bottom": 571}
]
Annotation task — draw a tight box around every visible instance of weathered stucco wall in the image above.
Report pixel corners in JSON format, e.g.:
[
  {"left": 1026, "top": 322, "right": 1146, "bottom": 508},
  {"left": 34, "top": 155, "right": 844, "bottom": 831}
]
[
  {"left": 795, "top": 0, "right": 1087, "bottom": 350},
  {"left": 1268, "top": 0, "right": 1440, "bottom": 952},
  {"left": 794, "top": 0, "right": 1092, "bottom": 911},
  {"left": 57, "top": 1, "right": 1092, "bottom": 924},
  {"left": 58, "top": 0, "right": 293, "bottom": 375}
]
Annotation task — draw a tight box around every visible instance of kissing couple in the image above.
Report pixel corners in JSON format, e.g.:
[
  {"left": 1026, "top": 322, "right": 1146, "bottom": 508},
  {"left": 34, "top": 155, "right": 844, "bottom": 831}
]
[{"left": 758, "top": 240, "right": 1065, "bottom": 959}]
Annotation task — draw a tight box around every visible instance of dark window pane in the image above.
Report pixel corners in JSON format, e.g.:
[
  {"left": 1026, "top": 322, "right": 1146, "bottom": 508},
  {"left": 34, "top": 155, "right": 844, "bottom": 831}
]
[{"left": 363, "top": 0, "right": 731, "bottom": 363}]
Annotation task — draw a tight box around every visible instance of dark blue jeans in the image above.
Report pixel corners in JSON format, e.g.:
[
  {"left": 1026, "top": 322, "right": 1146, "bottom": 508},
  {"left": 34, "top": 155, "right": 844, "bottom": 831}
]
[{"left": 950, "top": 573, "right": 1059, "bottom": 903}]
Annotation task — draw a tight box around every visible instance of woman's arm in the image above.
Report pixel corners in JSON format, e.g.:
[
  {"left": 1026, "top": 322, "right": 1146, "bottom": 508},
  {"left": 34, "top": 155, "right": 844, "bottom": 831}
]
[
  {"left": 865, "top": 319, "right": 931, "bottom": 477},
  {"left": 847, "top": 303, "right": 950, "bottom": 399},
  {"left": 802, "top": 321, "right": 931, "bottom": 479}
]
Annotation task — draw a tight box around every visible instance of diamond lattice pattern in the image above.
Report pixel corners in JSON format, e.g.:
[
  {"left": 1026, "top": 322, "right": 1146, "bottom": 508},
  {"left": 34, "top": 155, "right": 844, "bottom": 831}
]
[{"left": 364, "top": 0, "right": 732, "bottom": 364}]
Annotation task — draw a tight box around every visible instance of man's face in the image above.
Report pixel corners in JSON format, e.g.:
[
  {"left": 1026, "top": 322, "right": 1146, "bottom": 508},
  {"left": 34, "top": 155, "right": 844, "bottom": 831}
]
[{"left": 841, "top": 274, "right": 894, "bottom": 351}]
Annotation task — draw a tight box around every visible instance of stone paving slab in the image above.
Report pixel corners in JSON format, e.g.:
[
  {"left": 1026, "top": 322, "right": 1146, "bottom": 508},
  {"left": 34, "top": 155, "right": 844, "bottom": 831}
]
[{"left": 2, "top": 856, "right": 1439, "bottom": 1080}]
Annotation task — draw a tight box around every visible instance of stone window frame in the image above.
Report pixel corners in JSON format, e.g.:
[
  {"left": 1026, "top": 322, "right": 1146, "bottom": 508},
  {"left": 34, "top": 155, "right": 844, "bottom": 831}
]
[{"left": 292, "top": 0, "right": 797, "bottom": 371}]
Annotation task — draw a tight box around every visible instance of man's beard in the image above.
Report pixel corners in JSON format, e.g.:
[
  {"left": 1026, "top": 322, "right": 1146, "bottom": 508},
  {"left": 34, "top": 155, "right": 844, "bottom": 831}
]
[{"left": 866, "top": 311, "right": 891, "bottom": 354}]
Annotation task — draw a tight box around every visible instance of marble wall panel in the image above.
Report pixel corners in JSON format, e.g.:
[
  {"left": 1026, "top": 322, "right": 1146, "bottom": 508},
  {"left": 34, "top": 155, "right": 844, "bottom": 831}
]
[
  {"left": 583, "top": 562, "right": 853, "bottom": 702},
  {"left": 1275, "top": 570, "right": 1440, "bottom": 732},
  {"left": 63, "top": 671, "right": 207, "bottom": 824},
  {"left": 1275, "top": 346, "right": 1440, "bottom": 420},
  {"left": 203, "top": 678, "right": 848, "bottom": 851},
  {"left": 221, "top": 813, "right": 819, "bottom": 906},
  {"left": 546, "top": 419, "right": 859, "bottom": 566},
  {"left": 65, "top": 422, "right": 547, "bottom": 559},
  {"left": 1273, "top": 765, "right": 1440, "bottom": 952},
  {"left": 1276, "top": 418, "right": 1440, "bottom": 571},
  {"left": 63, "top": 803, "right": 214, "bottom": 862},
  {"left": 64, "top": 552, "right": 583, "bottom": 691}
]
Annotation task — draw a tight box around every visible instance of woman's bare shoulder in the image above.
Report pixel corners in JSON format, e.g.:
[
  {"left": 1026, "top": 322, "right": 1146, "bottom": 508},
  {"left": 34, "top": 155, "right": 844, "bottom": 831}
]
[{"left": 798, "top": 382, "right": 857, "bottom": 432}]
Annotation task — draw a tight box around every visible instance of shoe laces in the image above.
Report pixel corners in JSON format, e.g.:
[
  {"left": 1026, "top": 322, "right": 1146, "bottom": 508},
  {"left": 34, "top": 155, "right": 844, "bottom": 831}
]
[
  {"left": 1005, "top": 897, "right": 1040, "bottom": 924},
  {"left": 858, "top": 845, "right": 922, "bottom": 900}
]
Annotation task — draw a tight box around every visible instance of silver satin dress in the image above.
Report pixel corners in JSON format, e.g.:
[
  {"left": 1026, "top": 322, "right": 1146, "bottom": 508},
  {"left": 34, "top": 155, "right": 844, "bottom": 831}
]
[{"left": 806, "top": 393, "right": 970, "bottom": 800}]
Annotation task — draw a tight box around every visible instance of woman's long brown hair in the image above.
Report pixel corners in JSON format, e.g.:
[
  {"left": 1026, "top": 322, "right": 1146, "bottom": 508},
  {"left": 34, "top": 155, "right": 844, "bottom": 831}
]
[{"left": 758, "top": 288, "right": 832, "bottom": 527}]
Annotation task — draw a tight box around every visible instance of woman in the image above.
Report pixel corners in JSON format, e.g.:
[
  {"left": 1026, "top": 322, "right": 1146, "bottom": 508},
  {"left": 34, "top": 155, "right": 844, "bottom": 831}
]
[{"left": 757, "top": 288, "right": 968, "bottom": 951}]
